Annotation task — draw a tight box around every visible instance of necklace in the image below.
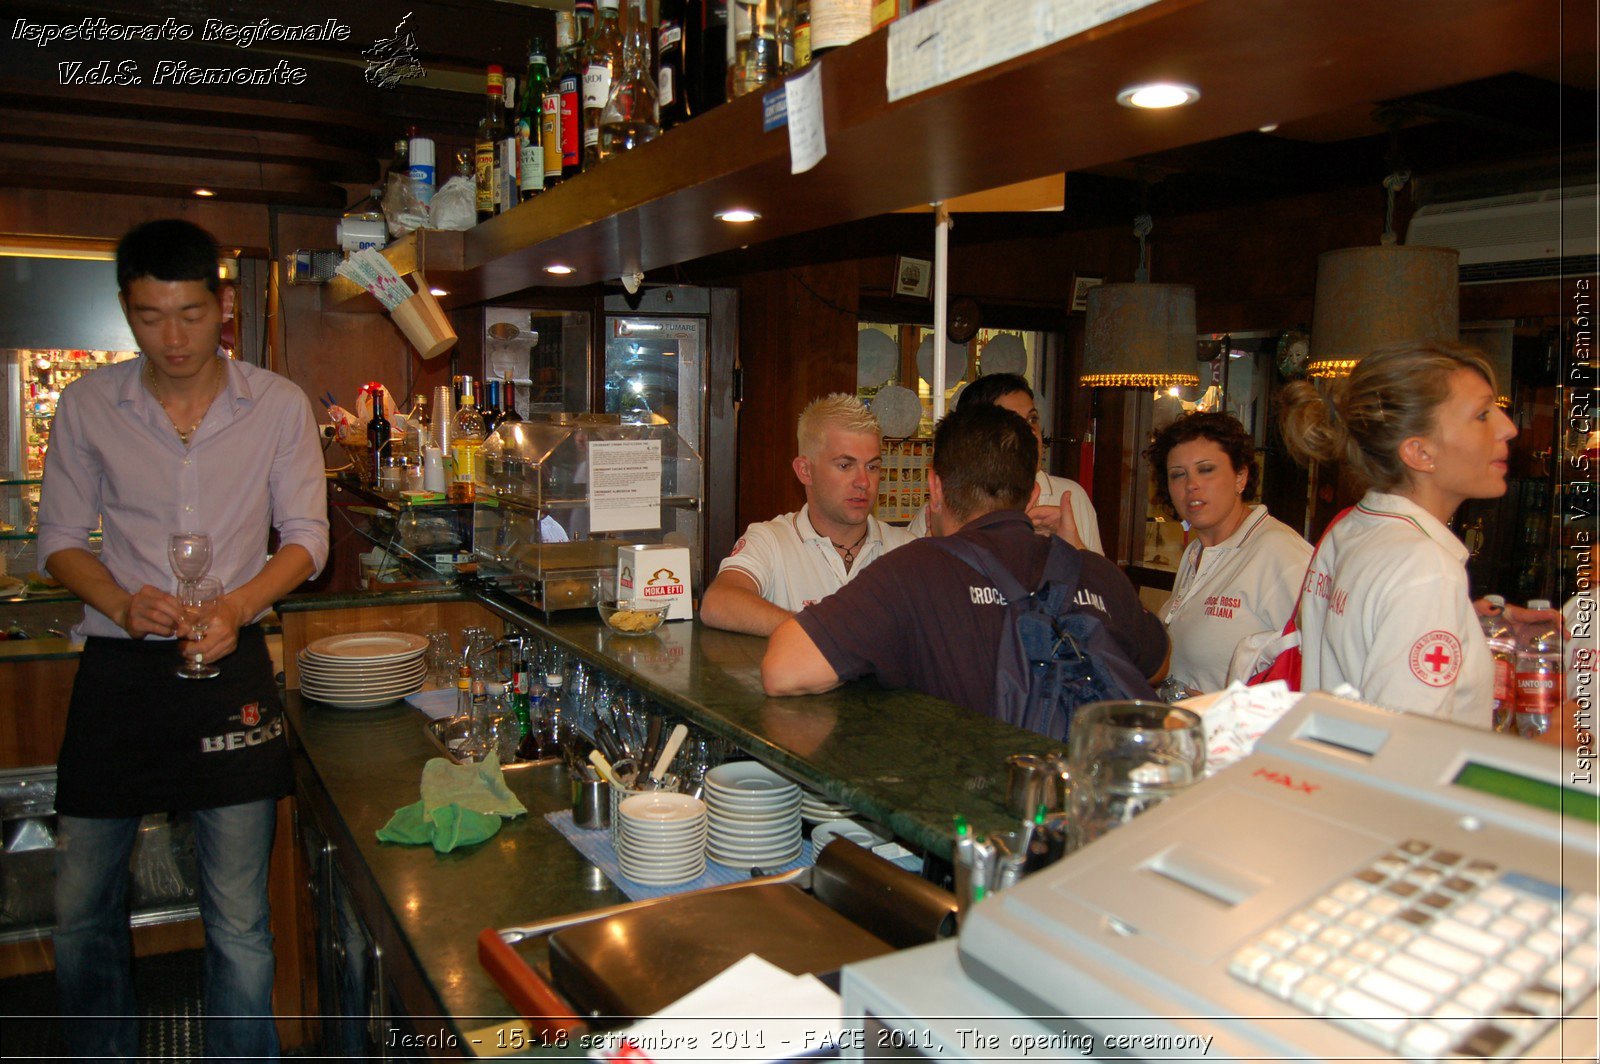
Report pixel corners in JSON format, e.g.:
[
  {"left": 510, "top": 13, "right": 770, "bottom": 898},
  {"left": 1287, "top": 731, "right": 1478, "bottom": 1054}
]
[
  {"left": 831, "top": 526, "right": 870, "bottom": 568},
  {"left": 146, "top": 357, "right": 221, "bottom": 446}
]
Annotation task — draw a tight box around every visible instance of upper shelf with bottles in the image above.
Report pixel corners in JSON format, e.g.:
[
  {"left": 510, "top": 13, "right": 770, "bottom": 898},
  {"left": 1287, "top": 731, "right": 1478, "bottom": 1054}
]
[{"left": 326, "top": 0, "right": 1551, "bottom": 311}]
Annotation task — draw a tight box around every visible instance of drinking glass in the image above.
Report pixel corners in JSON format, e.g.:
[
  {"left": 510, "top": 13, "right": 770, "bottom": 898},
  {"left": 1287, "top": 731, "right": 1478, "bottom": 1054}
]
[
  {"left": 423, "top": 629, "right": 458, "bottom": 689},
  {"left": 176, "top": 576, "right": 223, "bottom": 680},
  {"left": 1065, "top": 701, "right": 1204, "bottom": 852},
  {"left": 169, "top": 532, "right": 212, "bottom": 583}
]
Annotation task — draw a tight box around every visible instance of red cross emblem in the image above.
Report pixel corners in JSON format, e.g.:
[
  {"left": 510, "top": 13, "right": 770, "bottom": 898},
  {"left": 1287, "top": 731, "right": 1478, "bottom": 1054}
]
[
  {"left": 239, "top": 702, "right": 260, "bottom": 726},
  {"left": 1409, "top": 631, "right": 1463, "bottom": 687}
]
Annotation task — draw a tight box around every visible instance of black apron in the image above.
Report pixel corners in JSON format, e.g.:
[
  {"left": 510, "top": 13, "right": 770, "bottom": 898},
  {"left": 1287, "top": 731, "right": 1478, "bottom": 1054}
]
[{"left": 56, "top": 626, "right": 290, "bottom": 818}]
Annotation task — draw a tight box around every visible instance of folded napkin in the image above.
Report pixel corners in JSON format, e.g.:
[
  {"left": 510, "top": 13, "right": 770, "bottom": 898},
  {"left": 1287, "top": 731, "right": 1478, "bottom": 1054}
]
[{"left": 377, "top": 754, "right": 528, "bottom": 852}]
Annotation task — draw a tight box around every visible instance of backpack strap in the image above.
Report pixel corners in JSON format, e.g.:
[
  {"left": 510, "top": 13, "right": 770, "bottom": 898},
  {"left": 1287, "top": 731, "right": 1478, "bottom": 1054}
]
[{"left": 932, "top": 528, "right": 1083, "bottom": 609}]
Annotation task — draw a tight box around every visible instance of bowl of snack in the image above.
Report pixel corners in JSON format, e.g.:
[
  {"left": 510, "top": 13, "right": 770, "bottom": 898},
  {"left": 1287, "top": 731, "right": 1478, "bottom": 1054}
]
[{"left": 597, "top": 600, "right": 669, "bottom": 636}]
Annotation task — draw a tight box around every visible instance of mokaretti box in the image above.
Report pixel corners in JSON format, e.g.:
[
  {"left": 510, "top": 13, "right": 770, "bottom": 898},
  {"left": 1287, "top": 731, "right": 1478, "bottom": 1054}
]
[{"left": 617, "top": 544, "right": 693, "bottom": 621}]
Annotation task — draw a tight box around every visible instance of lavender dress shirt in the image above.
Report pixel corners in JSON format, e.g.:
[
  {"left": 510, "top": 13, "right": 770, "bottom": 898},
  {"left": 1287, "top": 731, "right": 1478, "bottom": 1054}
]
[{"left": 37, "top": 355, "right": 329, "bottom": 640}]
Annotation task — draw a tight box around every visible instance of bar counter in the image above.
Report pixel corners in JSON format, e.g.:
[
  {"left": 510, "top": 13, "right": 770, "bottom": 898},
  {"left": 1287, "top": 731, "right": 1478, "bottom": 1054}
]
[{"left": 283, "top": 584, "right": 1058, "bottom": 1050}]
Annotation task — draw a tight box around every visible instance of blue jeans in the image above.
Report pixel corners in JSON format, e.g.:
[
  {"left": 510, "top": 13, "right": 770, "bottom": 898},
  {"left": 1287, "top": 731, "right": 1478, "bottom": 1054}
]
[{"left": 54, "top": 800, "right": 280, "bottom": 1061}]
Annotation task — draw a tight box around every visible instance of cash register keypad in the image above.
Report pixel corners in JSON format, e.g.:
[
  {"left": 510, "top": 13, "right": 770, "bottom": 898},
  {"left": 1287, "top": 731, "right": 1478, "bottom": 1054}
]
[{"left": 1228, "top": 839, "right": 1598, "bottom": 1060}]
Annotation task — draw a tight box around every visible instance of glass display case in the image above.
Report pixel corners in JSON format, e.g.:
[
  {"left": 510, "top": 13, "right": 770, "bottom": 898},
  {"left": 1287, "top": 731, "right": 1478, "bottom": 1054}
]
[{"left": 471, "top": 413, "right": 703, "bottom": 614}]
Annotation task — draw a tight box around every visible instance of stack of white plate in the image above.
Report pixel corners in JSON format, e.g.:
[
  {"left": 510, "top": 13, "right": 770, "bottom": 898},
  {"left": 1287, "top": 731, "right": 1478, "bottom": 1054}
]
[
  {"left": 615, "top": 792, "right": 707, "bottom": 885},
  {"left": 298, "top": 631, "right": 428, "bottom": 709},
  {"left": 801, "top": 789, "right": 853, "bottom": 824},
  {"left": 704, "top": 761, "right": 802, "bottom": 868}
]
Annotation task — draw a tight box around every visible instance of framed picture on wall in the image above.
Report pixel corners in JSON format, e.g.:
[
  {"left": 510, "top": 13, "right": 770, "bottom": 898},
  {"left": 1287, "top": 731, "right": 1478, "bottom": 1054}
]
[
  {"left": 1069, "top": 274, "right": 1103, "bottom": 313},
  {"left": 893, "top": 256, "right": 932, "bottom": 299}
]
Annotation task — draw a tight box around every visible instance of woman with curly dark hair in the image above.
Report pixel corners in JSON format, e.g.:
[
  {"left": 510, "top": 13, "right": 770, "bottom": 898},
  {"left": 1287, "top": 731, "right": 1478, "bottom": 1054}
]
[{"left": 1146, "top": 411, "right": 1310, "bottom": 691}]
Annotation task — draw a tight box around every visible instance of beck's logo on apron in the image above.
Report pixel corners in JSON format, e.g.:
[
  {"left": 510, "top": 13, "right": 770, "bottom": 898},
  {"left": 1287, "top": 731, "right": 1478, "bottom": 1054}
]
[{"left": 240, "top": 702, "right": 260, "bottom": 726}]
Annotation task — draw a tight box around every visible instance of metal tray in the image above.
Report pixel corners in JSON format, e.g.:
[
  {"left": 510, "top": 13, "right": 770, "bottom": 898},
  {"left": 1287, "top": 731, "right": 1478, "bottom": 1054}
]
[{"left": 422, "top": 713, "right": 560, "bottom": 771}]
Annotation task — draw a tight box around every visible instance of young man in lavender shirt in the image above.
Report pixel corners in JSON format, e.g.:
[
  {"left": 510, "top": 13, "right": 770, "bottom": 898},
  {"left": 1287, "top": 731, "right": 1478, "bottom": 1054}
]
[{"left": 38, "top": 219, "right": 328, "bottom": 1060}]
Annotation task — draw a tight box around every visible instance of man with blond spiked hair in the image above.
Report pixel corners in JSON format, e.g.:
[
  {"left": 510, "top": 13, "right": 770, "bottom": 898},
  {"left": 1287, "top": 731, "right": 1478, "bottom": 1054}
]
[{"left": 701, "top": 394, "right": 913, "bottom": 636}]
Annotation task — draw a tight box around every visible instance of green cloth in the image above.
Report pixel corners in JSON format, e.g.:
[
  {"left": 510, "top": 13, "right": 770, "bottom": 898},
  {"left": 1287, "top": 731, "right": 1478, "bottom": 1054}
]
[{"left": 377, "top": 754, "right": 528, "bottom": 853}]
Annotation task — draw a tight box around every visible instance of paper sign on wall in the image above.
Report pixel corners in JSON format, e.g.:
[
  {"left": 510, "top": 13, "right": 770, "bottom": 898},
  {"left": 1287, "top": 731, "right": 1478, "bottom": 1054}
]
[{"left": 588, "top": 439, "right": 662, "bottom": 532}]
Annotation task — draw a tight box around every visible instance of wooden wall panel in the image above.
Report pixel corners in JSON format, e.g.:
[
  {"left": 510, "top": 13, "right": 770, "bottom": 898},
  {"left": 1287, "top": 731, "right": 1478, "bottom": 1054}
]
[
  {"left": 0, "top": 654, "right": 78, "bottom": 770},
  {"left": 0, "top": 187, "right": 271, "bottom": 250},
  {"left": 735, "top": 262, "right": 861, "bottom": 532},
  {"left": 279, "top": 599, "right": 500, "bottom": 688}
]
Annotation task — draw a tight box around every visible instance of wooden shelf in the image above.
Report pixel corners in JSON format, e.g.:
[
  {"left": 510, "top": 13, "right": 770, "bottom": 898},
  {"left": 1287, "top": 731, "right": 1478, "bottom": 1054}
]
[{"left": 326, "top": 0, "right": 1555, "bottom": 310}]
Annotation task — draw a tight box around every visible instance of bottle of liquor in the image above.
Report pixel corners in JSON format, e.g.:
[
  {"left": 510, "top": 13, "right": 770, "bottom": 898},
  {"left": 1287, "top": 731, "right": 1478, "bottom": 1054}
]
[
  {"left": 727, "top": 0, "right": 782, "bottom": 99},
  {"left": 687, "top": 0, "right": 729, "bottom": 117},
  {"left": 809, "top": 0, "right": 870, "bottom": 54},
  {"left": 510, "top": 649, "right": 533, "bottom": 752},
  {"left": 482, "top": 378, "right": 503, "bottom": 436},
  {"left": 542, "top": 17, "right": 571, "bottom": 188},
  {"left": 498, "top": 77, "right": 520, "bottom": 212},
  {"left": 791, "top": 0, "right": 811, "bottom": 68},
  {"left": 600, "top": 2, "right": 660, "bottom": 156},
  {"left": 583, "top": 0, "right": 624, "bottom": 168},
  {"left": 474, "top": 65, "right": 507, "bottom": 223},
  {"left": 366, "top": 384, "right": 392, "bottom": 485},
  {"left": 557, "top": 11, "right": 587, "bottom": 178},
  {"left": 657, "top": 0, "right": 690, "bottom": 128},
  {"left": 517, "top": 41, "right": 549, "bottom": 201},
  {"left": 1479, "top": 595, "right": 1517, "bottom": 732},
  {"left": 450, "top": 375, "right": 487, "bottom": 502},
  {"left": 498, "top": 376, "right": 523, "bottom": 424}
]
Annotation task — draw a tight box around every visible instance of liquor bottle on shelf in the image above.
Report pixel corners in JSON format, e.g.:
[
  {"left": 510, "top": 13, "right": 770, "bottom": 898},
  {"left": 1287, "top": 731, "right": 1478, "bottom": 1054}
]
[
  {"left": 791, "top": 0, "right": 811, "bottom": 68},
  {"left": 657, "top": 0, "right": 690, "bottom": 128},
  {"left": 583, "top": 0, "right": 624, "bottom": 168},
  {"left": 558, "top": 10, "right": 587, "bottom": 178},
  {"left": 474, "top": 65, "right": 508, "bottom": 222},
  {"left": 517, "top": 39, "right": 549, "bottom": 201},
  {"left": 599, "top": 0, "right": 660, "bottom": 157},
  {"left": 687, "top": 0, "right": 729, "bottom": 117},
  {"left": 499, "top": 377, "right": 523, "bottom": 425},
  {"left": 542, "top": 18, "right": 569, "bottom": 188},
  {"left": 450, "top": 376, "right": 487, "bottom": 503},
  {"left": 366, "top": 384, "right": 392, "bottom": 486},
  {"left": 810, "top": 0, "right": 870, "bottom": 55},
  {"left": 727, "top": 0, "right": 784, "bottom": 100},
  {"left": 482, "top": 378, "right": 503, "bottom": 436}
]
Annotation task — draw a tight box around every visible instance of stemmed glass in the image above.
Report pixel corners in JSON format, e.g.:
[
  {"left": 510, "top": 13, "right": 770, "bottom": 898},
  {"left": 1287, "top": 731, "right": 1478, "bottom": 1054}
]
[
  {"left": 169, "top": 533, "right": 212, "bottom": 584},
  {"left": 177, "top": 576, "right": 223, "bottom": 680}
]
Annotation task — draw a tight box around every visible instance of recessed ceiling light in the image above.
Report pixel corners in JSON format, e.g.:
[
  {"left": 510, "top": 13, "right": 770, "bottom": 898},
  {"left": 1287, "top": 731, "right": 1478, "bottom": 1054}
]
[
  {"left": 429, "top": 287, "right": 448, "bottom": 297},
  {"left": 715, "top": 208, "right": 761, "bottom": 223},
  {"left": 544, "top": 264, "right": 574, "bottom": 275},
  {"left": 1258, "top": 122, "right": 1280, "bottom": 134},
  {"left": 1115, "top": 83, "right": 1200, "bottom": 109},
  {"left": 193, "top": 188, "right": 216, "bottom": 197}
]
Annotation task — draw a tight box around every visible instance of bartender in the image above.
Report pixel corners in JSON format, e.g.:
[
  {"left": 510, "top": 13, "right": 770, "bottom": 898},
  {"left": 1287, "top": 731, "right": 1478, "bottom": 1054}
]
[{"left": 700, "top": 394, "right": 912, "bottom": 635}]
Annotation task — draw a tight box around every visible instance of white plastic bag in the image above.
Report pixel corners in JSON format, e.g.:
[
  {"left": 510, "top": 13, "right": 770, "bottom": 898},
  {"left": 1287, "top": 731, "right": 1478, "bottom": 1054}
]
[{"left": 429, "top": 174, "right": 477, "bottom": 231}]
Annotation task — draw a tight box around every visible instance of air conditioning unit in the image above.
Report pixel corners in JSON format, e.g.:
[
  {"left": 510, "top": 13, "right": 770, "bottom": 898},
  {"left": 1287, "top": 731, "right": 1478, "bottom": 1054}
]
[{"left": 1406, "top": 184, "right": 1598, "bottom": 284}]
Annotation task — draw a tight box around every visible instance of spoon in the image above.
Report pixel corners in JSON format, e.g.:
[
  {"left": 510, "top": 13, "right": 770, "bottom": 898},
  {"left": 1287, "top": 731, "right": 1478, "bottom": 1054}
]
[{"left": 648, "top": 724, "right": 688, "bottom": 785}]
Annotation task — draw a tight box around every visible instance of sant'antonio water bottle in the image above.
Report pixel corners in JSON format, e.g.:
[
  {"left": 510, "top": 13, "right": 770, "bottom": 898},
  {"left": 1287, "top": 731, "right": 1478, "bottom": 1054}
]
[
  {"left": 1479, "top": 594, "right": 1517, "bottom": 732},
  {"left": 1514, "top": 599, "right": 1563, "bottom": 739}
]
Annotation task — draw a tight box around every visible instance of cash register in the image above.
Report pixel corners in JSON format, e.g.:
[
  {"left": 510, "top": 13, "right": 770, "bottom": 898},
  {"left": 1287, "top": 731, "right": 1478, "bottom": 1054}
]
[{"left": 841, "top": 693, "right": 1599, "bottom": 1061}]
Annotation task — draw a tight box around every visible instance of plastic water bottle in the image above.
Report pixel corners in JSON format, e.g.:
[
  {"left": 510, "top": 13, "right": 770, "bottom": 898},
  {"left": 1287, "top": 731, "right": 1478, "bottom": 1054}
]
[
  {"left": 1514, "top": 599, "right": 1563, "bottom": 739},
  {"left": 1479, "top": 594, "right": 1517, "bottom": 733}
]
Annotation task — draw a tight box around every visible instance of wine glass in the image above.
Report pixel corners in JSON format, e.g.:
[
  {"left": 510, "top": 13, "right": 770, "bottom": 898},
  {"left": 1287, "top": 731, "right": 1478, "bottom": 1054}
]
[
  {"left": 176, "top": 576, "right": 223, "bottom": 680},
  {"left": 169, "top": 533, "right": 212, "bottom": 584}
]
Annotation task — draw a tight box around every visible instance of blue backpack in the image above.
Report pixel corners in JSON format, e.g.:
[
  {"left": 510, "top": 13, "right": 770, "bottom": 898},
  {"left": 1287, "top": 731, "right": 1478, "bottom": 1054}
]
[{"left": 933, "top": 533, "right": 1159, "bottom": 742}]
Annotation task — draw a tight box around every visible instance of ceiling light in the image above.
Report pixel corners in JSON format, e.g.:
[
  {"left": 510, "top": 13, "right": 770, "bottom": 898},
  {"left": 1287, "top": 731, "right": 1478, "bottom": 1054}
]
[
  {"left": 715, "top": 208, "right": 761, "bottom": 223},
  {"left": 1258, "top": 122, "right": 1280, "bottom": 133},
  {"left": 193, "top": 188, "right": 216, "bottom": 197},
  {"left": 1115, "top": 83, "right": 1200, "bottom": 109},
  {"left": 544, "top": 264, "right": 574, "bottom": 275}
]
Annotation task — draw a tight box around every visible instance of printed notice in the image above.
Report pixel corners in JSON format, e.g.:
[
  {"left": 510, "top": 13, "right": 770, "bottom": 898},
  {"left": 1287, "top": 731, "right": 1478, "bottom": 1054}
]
[
  {"left": 588, "top": 439, "right": 662, "bottom": 533},
  {"left": 785, "top": 62, "right": 826, "bottom": 174}
]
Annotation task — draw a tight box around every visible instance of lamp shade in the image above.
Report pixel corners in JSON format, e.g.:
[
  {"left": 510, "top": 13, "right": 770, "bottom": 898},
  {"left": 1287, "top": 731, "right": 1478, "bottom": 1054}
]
[
  {"left": 1460, "top": 319, "right": 1515, "bottom": 406},
  {"left": 1081, "top": 282, "right": 1200, "bottom": 388},
  {"left": 1307, "top": 245, "right": 1459, "bottom": 378}
]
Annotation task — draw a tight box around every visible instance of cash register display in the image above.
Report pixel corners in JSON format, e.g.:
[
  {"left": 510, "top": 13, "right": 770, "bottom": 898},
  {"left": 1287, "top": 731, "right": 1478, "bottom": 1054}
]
[{"left": 1452, "top": 761, "right": 1600, "bottom": 823}]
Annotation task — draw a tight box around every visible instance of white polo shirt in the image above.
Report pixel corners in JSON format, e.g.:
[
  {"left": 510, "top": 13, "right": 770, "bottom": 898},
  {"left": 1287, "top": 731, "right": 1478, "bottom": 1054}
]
[
  {"left": 1298, "top": 491, "right": 1493, "bottom": 729},
  {"left": 1161, "top": 505, "right": 1312, "bottom": 692},
  {"left": 905, "top": 471, "right": 1104, "bottom": 554},
  {"left": 718, "top": 505, "right": 914, "bottom": 612}
]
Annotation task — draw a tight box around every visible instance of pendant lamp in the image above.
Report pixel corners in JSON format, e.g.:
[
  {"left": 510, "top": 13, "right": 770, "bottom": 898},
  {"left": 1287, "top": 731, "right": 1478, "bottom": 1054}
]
[
  {"left": 1307, "top": 171, "right": 1459, "bottom": 379},
  {"left": 1460, "top": 320, "right": 1515, "bottom": 407},
  {"left": 1080, "top": 213, "right": 1200, "bottom": 389}
]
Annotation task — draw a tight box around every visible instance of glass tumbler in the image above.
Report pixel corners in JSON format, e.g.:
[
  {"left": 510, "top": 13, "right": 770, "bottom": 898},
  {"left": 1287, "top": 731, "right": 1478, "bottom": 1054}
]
[{"left": 1065, "top": 701, "right": 1205, "bottom": 852}]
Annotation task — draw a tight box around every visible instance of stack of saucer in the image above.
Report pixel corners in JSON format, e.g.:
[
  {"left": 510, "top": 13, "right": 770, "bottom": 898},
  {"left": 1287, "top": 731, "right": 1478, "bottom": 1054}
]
[
  {"left": 298, "top": 631, "right": 428, "bottom": 709},
  {"left": 800, "top": 789, "right": 853, "bottom": 824},
  {"left": 704, "top": 761, "right": 802, "bottom": 868},
  {"left": 615, "top": 792, "right": 707, "bottom": 885}
]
